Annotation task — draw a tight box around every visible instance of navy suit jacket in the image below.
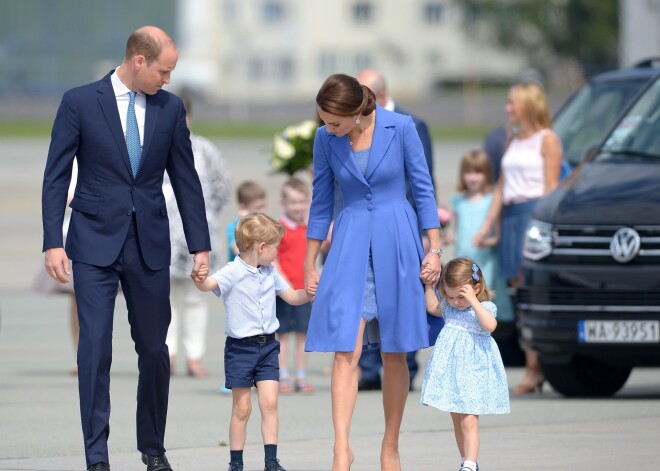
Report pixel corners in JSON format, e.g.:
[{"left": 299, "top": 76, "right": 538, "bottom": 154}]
[
  {"left": 394, "top": 105, "right": 435, "bottom": 206},
  {"left": 42, "top": 71, "right": 211, "bottom": 270}
]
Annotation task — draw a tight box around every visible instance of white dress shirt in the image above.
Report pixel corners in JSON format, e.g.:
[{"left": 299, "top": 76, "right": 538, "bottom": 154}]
[{"left": 111, "top": 67, "right": 146, "bottom": 146}]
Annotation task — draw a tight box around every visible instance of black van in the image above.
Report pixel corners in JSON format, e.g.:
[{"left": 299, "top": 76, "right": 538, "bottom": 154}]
[
  {"left": 494, "top": 59, "right": 660, "bottom": 366},
  {"left": 517, "top": 74, "right": 660, "bottom": 397}
]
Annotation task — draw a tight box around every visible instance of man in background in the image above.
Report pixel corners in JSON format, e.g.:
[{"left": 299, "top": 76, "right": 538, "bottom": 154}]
[{"left": 356, "top": 69, "right": 437, "bottom": 391}]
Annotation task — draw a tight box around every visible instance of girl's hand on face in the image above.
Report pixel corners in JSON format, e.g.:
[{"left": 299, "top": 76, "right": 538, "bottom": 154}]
[{"left": 459, "top": 284, "right": 479, "bottom": 305}]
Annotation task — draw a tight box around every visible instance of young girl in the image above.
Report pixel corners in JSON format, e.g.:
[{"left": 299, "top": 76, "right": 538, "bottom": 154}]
[
  {"left": 421, "top": 257, "right": 510, "bottom": 471},
  {"left": 446, "top": 150, "right": 498, "bottom": 284},
  {"left": 446, "top": 150, "right": 514, "bottom": 327}
]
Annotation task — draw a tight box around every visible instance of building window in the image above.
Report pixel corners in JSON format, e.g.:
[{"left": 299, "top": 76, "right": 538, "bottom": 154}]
[
  {"left": 318, "top": 52, "right": 337, "bottom": 78},
  {"left": 223, "top": 0, "right": 239, "bottom": 22},
  {"left": 353, "top": 2, "right": 373, "bottom": 23},
  {"left": 278, "top": 57, "right": 294, "bottom": 81},
  {"left": 263, "top": 1, "right": 285, "bottom": 23},
  {"left": 355, "top": 52, "right": 373, "bottom": 72},
  {"left": 248, "top": 57, "right": 265, "bottom": 80},
  {"left": 424, "top": 3, "right": 445, "bottom": 24}
]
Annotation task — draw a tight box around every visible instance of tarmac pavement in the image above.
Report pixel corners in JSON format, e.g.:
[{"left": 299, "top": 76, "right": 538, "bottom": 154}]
[
  {"left": 1, "top": 289, "right": 660, "bottom": 470},
  {"left": 1, "top": 138, "right": 660, "bottom": 470}
]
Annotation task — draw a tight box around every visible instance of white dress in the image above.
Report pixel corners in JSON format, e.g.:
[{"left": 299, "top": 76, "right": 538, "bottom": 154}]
[{"left": 421, "top": 299, "right": 510, "bottom": 415}]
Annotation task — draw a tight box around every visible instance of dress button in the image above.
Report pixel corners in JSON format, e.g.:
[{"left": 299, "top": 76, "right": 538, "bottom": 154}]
[
  {"left": 366, "top": 193, "right": 373, "bottom": 200},
  {"left": 132, "top": 186, "right": 136, "bottom": 191},
  {"left": 367, "top": 203, "right": 374, "bottom": 211},
  {"left": 127, "top": 210, "right": 132, "bottom": 216}
]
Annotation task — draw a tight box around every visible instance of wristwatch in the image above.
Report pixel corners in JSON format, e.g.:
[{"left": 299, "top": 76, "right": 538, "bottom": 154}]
[{"left": 429, "top": 248, "right": 443, "bottom": 256}]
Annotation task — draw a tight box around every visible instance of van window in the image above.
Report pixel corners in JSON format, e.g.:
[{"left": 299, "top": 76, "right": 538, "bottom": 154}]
[
  {"left": 554, "top": 79, "right": 647, "bottom": 166},
  {"left": 598, "top": 78, "right": 660, "bottom": 162}
]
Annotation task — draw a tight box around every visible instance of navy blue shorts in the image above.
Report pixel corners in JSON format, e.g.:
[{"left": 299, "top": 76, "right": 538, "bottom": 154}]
[
  {"left": 276, "top": 297, "right": 312, "bottom": 333},
  {"left": 224, "top": 336, "right": 280, "bottom": 389}
]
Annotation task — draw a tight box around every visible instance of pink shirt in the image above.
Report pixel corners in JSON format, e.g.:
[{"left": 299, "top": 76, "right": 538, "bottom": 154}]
[{"left": 501, "top": 129, "right": 551, "bottom": 204}]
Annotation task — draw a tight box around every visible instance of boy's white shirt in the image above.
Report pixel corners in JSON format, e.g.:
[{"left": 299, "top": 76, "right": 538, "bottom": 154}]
[{"left": 210, "top": 255, "right": 290, "bottom": 338}]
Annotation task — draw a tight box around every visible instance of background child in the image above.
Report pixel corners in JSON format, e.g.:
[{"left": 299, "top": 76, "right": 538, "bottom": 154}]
[
  {"left": 226, "top": 181, "right": 268, "bottom": 262},
  {"left": 420, "top": 257, "right": 510, "bottom": 471},
  {"left": 274, "top": 178, "right": 314, "bottom": 393},
  {"left": 446, "top": 150, "right": 498, "bottom": 282},
  {"left": 194, "top": 213, "right": 313, "bottom": 471},
  {"left": 446, "top": 150, "right": 514, "bottom": 344}
]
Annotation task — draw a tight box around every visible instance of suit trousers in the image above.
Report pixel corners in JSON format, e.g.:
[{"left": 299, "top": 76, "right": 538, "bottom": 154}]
[
  {"left": 73, "top": 216, "right": 171, "bottom": 466},
  {"left": 359, "top": 348, "right": 418, "bottom": 384}
]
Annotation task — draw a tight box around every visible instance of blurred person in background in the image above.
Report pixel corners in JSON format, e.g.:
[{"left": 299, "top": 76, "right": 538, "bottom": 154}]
[
  {"left": 355, "top": 68, "right": 437, "bottom": 392},
  {"left": 304, "top": 73, "right": 441, "bottom": 471},
  {"left": 226, "top": 181, "right": 268, "bottom": 262},
  {"left": 165, "top": 94, "right": 232, "bottom": 378},
  {"left": 274, "top": 177, "right": 315, "bottom": 394},
  {"left": 475, "top": 82, "right": 562, "bottom": 395},
  {"left": 32, "top": 160, "right": 79, "bottom": 374}
]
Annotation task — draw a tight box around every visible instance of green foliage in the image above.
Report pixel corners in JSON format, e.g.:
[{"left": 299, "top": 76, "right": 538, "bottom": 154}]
[{"left": 462, "top": 0, "right": 619, "bottom": 74}]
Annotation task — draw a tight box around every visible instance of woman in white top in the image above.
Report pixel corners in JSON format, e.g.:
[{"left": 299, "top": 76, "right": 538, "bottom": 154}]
[{"left": 475, "top": 82, "right": 563, "bottom": 395}]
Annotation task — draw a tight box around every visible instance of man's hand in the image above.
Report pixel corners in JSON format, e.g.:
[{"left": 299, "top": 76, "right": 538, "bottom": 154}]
[
  {"left": 45, "top": 247, "right": 71, "bottom": 284},
  {"left": 191, "top": 250, "right": 210, "bottom": 283}
]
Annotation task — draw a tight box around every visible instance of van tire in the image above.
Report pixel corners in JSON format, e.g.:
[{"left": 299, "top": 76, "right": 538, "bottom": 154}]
[{"left": 540, "top": 355, "right": 632, "bottom": 397}]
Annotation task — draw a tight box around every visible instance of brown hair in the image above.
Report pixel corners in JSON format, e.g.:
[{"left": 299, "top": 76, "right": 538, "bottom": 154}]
[
  {"left": 509, "top": 82, "right": 552, "bottom": 133},
  {"left": 457, "top": 149, "right": 493, "bottom": 193},
  {"left": 439, "top": 257, "right": 494, "bottom": 302},
  {"left": 125, "top": 27, "right": 176, "bottom": 64},
  {"left": 236, "top": 181, "right": 266, "bottom": 206},
  {"left": 235, "top": 213, "right": 285, "bottom": 253},
  {"left": 281, "top": 177, "right": 310, "bottom": 199},
  {"left": 316, "top": 74, "right": 377, "bottom": 117}
]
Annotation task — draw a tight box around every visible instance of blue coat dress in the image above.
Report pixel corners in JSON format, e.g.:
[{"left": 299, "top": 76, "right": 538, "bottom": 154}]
[{"left": 306, "top": 106, "right": 440, "bottom": 353}]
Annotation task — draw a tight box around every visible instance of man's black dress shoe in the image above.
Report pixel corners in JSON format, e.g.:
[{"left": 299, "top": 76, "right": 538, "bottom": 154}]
[
  {"left": 141, "top": 453, "right": 173, "bottom": 471},
  {"left": 87, "top": 463, "right": 110, "bottom": 471},
  {"left": 357, "top": 378, "right": 382, "bottom": 391}
]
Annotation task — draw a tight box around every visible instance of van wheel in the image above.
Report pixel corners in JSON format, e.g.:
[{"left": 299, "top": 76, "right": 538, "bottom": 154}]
[{"left": 540, "top": 355, "right": 632, "bottom": 397}]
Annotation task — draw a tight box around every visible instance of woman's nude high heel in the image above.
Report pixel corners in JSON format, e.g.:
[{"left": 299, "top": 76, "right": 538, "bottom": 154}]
[{"left": 511, "top": 377, "right": 544, "bottom": 395}]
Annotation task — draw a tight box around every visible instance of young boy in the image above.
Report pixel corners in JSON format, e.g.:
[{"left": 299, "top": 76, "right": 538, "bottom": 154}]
[
  {"left": 274, "top": 178, "right": 314, "bottom": 393},
  {"left": 195, "top": 213, "right": 313, "bottom": 471},
  {"left": 226, "top": 181, "right": 268, "bottom": 262}
]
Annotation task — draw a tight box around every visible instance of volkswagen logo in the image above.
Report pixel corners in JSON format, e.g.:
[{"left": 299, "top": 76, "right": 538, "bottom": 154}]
[{"left": 610, "top": 227, "right": 641, "bottom": 263}]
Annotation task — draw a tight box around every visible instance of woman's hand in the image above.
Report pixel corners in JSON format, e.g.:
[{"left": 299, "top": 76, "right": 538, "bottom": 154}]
[
  {"left": 304, "top": 267, "right": 320, "bottom": 302},
  {"left": 420, "top": 252, "right": 441, "bottom": 285}
]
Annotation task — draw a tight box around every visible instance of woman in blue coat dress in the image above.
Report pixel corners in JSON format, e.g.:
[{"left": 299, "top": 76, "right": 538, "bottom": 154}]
[{"left": 304, "top": 74, "right": 442, "bottom": 471}]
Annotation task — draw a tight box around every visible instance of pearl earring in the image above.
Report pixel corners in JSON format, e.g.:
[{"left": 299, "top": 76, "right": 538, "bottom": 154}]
[{"left": 355, "top": 117, "right": 361, "bottom": 124}]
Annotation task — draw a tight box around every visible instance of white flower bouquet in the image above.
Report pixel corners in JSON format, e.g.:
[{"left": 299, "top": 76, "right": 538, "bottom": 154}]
[{"left": 271, "top": 120, "right": 318, "bottom": 176}]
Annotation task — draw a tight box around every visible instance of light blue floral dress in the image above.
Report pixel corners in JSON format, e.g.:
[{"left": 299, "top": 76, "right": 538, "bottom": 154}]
[{"left": 421, "top": 298, "right": 510, "bottom": 414}]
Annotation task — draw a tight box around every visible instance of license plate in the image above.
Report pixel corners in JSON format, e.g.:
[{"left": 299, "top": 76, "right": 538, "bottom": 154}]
[{"left": 578, "top": 320, "right": 660, "bottom": 343}]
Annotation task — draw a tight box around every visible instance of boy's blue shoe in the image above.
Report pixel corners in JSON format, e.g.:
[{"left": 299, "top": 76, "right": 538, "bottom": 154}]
[
  {"left": 264, "top": 458, "right": 287, "bottom": 471},
  {"left": 227, "top": 462, "right": 243, "bottom": 471}
]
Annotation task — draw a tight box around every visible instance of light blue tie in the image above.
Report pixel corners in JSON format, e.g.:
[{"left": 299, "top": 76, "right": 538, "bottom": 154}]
[{"left": 126, "top": 91, "right": 141, "bottom": 177}]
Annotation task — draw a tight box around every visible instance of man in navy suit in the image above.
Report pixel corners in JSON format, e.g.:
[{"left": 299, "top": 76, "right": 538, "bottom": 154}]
[
  {"left": 356, "top": 69, "right": 439, "bottom": 392},
  {"left": 42, "top": 26, "right": 211, "bottom": 471}
]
